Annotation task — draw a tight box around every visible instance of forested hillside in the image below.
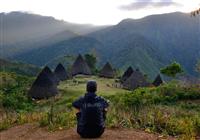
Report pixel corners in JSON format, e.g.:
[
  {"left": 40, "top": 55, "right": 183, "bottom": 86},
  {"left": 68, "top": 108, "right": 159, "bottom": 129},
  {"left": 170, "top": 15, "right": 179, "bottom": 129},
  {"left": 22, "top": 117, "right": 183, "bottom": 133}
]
[
  {"left": 1, "top": 12, "right": 199, "bottom": 78},
  {"left": 0, "top": 58, "right": 40, "bottom": 76}
]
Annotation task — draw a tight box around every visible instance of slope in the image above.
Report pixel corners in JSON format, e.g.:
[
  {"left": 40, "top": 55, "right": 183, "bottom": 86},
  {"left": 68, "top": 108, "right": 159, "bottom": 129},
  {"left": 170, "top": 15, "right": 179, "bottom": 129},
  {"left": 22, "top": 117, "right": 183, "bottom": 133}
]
[
  {"left": 0, "top": 58, "right": 41, "bottom": 76},
  {"left": 0, "top": 11, "right": 106, "bottom": 58},
  {"left": 13, "top": 36, "right": 104, "bottom": 66},
  {"left": 90, "top": 12, "right": 200, "bottom": 76}
]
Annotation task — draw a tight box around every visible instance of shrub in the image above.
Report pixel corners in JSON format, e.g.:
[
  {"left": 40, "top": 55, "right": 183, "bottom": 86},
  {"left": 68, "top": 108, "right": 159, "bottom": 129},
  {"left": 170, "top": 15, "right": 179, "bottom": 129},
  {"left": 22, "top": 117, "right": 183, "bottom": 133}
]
[{"left": 2, "top": 92, "right": 34, "bottom": 112}]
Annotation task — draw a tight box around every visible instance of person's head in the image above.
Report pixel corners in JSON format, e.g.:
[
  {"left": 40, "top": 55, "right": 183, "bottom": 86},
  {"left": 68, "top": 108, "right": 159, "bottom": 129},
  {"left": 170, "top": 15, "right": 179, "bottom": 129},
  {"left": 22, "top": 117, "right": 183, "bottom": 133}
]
[{"left": 86, "top": 80, "right": 97, "bottom": 93}]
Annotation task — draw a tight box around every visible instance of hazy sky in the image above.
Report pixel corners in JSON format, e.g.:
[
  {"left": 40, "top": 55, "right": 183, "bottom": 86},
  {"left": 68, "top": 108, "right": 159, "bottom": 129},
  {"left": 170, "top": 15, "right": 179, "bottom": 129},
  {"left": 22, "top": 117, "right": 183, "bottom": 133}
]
[{"left": 0, "top": 0, "right": 199, "bottom": 25}]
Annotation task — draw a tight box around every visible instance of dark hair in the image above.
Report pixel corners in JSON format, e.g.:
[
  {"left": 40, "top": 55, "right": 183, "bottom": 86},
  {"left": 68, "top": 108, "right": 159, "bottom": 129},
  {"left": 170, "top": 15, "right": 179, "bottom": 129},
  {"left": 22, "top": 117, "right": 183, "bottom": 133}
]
[{"left": 86, "top": 81, "right": 97, "bottom": 93}]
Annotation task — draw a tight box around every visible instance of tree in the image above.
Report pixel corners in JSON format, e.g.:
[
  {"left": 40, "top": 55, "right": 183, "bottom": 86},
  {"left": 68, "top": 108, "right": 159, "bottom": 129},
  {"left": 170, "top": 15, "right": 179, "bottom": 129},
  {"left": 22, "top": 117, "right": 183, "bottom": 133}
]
[
  {"left": 84, "top": 54, "right": 97, "bottom": 73},
  {"left": 160, "top": 62, "right": 183, "bottom": 78}
]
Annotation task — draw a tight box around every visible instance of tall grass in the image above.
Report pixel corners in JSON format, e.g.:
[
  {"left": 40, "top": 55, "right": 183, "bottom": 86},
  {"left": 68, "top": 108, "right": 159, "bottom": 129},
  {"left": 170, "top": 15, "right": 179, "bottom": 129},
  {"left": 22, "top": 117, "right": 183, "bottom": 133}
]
[
  {"left": 0, "top": 74, "right": 200, "bottom": 139},
  {"left": 103, "top": 83, "right": 200, "bottom": 139}
]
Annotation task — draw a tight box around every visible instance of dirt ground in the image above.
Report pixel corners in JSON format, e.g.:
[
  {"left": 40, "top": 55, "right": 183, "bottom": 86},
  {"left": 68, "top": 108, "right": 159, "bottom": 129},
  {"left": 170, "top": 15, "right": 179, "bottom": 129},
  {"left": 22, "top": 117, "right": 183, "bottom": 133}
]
[{"left": 0, "top": 124, "right": 175, "bottom": 140}]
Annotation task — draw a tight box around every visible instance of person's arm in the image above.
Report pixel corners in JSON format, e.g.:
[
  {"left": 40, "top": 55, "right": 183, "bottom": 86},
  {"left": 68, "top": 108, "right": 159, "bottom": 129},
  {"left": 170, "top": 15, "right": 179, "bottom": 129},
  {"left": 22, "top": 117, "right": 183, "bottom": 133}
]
[
  {"left": 100, "top": 97, "right": 110, "bottom": 120},
  {"left": 72, "top": 97, "right": 83, "bottom": 112},
  {"left": 103, "top": 98, "right": 110, "bottom": 109}
]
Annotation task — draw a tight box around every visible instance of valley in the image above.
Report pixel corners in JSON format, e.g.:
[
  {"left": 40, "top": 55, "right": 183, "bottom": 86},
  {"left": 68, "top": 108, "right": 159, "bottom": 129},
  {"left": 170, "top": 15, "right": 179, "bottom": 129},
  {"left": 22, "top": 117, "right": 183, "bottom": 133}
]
[{"left": 1, "top": 12, "right": 199, "bottom": 79}]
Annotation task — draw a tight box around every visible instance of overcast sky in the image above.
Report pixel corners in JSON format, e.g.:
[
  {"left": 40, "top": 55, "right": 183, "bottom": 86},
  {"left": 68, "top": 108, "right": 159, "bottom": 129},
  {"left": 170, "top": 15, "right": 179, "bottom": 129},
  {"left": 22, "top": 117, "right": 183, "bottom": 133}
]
[{"left": 0, "top": 0, "right": 199, "bottom": 25}]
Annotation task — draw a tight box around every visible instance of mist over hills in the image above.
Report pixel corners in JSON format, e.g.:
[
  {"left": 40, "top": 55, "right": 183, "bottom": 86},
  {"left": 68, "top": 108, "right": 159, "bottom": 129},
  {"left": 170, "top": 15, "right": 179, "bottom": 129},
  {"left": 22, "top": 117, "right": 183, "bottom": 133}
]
[
  {"left": 1, "top": 12, "right": 199, "bottom": 79},
  {"left": 14, "top": 36, "right": 104, "bottom": 66},
  {"left": 88, "top": 12, "right": 200, "bottom": 77},
  {"left": 0, "top": 12, "right": 107, "bottom": 57},
  {"left": 0, "top": 12, "right": 106, "bottom": 43}
]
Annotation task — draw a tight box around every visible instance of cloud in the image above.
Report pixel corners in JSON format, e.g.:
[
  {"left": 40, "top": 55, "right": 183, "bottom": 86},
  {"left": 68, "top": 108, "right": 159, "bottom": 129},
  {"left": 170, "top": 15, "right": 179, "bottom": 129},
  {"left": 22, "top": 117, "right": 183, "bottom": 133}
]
[{"left": 119, "top": 0, "right": 183, "bottom": 11}]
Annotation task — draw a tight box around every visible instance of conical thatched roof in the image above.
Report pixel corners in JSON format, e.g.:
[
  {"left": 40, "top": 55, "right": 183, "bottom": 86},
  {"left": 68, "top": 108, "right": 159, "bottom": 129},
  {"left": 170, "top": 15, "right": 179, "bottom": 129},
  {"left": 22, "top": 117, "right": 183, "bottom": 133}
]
[
  {"left": 71, "top": 54, "right": 92, "bottom": 76},
  {"left": 121, "top": 66, "right": 134, "bottom": 83},
  {"left": 99, "top": 62, "right": 115, "bottom": 78},
  {"left": 28, "top": 68, "right": 58, "bottom": 99},
  {"left": 54, "top": 63, "right": 68, "bottom": 81},
  {"left": 122, "top": 70, "right": 150, "bottom": 90},
  {"left": 152, "top": 74, "right": 163, "bottom": 86},
  {"left": 42, "top": 66, "right": 59, "bottom": 85}
]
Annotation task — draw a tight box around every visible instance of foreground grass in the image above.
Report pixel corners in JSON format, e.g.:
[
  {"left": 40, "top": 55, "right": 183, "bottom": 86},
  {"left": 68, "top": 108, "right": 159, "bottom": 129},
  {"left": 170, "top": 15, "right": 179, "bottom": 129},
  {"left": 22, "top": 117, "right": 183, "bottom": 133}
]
[{"left": 0, "top": 73, "right": 200, "bottom": 139}]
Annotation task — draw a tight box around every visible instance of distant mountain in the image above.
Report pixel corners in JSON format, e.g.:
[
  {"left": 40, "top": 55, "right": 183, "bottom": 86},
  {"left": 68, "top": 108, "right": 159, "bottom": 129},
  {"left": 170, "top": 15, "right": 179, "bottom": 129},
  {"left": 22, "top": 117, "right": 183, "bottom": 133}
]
[
  {"left": 89, "top": 12, "right": 200, "bottom": 76},
  {"left": 1, "top": 12, "right": 199, "bottom": 79},
  {"left": 0, "top": 58, "right": 41, "bottom": 76},
  {"left": 0, "top": 11, "right": 106, "bottom": 42},
  {"left": 0, "top": 11, "right": 107, "bottom": 57},
  {"left": 14, "top": 36, "right": 104, "bottom": 66}
]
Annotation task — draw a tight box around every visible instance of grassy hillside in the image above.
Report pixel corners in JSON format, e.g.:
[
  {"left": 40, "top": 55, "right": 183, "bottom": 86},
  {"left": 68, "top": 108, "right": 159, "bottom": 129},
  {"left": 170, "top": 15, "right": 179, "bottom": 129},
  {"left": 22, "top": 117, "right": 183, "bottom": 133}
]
[
  {"left": 0, "top": 58, "right": 41, "bottom": 76},
  {"left": 0, "top": 74, "right": 200, "bottom": 139}
]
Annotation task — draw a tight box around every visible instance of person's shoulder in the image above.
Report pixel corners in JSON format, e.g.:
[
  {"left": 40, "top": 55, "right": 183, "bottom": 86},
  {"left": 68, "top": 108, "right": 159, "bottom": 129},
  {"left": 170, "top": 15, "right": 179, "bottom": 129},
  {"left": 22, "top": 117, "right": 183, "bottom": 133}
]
[
  {"left": 72, "top": 96, "right": 85, "bottom": 108},
  {"left": 77, "top": 96, "right": 85, "bottom": 101},
  {"left": 73, "top": 96, "right": 84, "bottom": 104}
]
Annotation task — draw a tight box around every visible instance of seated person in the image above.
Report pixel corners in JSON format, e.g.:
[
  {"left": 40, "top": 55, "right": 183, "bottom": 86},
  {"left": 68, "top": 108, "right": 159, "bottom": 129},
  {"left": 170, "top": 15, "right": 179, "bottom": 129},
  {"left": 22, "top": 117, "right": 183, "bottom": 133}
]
[{"left": 72, "top": 81, "right": 109, "bottom": 138}]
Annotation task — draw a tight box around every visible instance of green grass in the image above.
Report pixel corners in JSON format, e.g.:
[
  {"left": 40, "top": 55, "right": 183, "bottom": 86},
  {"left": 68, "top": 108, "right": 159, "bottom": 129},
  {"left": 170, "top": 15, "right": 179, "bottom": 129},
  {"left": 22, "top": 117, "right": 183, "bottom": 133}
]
[
  {"left": 58, "top": 75, "right": 129, "bottom": 95},
  {"left": 0, "top": 74, "right": 200, "bottom": 139}
]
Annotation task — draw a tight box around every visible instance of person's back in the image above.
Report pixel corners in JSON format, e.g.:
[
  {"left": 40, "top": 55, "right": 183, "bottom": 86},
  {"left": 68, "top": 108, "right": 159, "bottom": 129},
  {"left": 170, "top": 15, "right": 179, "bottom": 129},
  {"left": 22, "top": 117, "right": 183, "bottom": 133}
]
[{"left": 72, "top": 81, "right": 109, "bottom": 138}]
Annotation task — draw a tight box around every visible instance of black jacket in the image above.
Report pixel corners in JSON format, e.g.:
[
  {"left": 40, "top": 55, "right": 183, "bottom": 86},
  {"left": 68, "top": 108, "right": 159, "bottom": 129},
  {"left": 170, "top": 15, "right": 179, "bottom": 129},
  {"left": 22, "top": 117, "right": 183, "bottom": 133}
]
[{"left": 72, "top": 92, "right": 109, "bottom": 127}]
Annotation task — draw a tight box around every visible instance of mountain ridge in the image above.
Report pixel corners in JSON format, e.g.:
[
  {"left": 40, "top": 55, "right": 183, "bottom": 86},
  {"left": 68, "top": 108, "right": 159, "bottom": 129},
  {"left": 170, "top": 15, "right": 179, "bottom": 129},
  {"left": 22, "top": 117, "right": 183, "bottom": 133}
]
[{"left": 1, "top": 12, "right": 199, "bottom": 79}]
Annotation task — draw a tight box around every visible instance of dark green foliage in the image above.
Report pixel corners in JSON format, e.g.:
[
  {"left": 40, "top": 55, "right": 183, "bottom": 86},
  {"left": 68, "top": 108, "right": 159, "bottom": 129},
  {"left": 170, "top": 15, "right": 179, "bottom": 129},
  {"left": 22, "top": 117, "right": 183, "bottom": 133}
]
[
  {"left": 160, "top": 62, "right": 183, "bottom": 77},
  {"left": 84, "top": 54, "right": 97, "bottom": 74},
  {"left": 103, "top": 83, "right": 200, "bottom": 138},
  {"left": 2, "top": 92, "right": 34, "bottom": 112},
  {"left": 107, "top": 82, "right": 200, "bottom": 109},
  {"left": 0, "top": 72, "right": 35, "bottom": 112}
]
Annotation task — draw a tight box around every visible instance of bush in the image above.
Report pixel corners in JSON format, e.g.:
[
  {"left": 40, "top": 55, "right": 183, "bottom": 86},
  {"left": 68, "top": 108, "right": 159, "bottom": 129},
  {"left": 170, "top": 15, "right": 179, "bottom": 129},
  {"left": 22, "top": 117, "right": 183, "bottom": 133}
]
[
  {"left": 104, "top": 83, "right": 200, "bottom": 138},
  {"left": 0, "top": 72, "right": 35, "bottom": 112},
  {"left": 2, "top": 92, "right": 34, "bottom": 112}
]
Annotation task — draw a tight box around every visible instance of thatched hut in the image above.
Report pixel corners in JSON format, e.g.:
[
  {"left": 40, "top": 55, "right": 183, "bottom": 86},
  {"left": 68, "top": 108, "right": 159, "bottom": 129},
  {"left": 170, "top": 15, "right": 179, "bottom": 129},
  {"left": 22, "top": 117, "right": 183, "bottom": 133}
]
[
  {"left": 122, "top": 70, "right": 150, "bottom": 90},
  {"left": 54, "top": 63, "right": 68, "bottom": 81},
  {"left": 71, "top": 54, "right": 92, "bottom": 76},
  {"left": 121, "top": 66, "right": 134, "bottom": 82},
  {"left": 152, "top": 74, "right": 163, "bottom": 86},
  {"left": 28, "top": 68, "right": 58, "bottom": 99},
  {"left": 42, "top": 66, "right": 59, "bottom": 85},
  {"left": 99, "top": 62, "right": 115, "bottom": 78}
]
